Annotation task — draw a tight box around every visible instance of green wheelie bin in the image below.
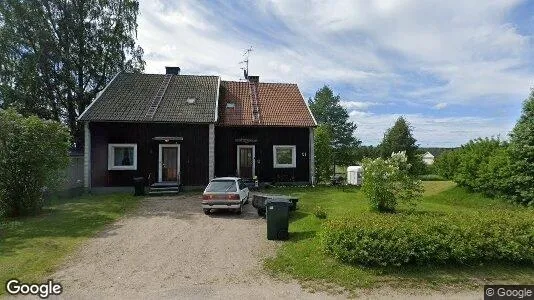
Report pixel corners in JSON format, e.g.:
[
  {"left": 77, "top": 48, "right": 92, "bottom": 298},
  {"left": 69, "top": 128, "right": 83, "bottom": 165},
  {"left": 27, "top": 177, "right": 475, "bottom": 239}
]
[{"left": 265, "top": 198, "right": 291, "bottom": 240}]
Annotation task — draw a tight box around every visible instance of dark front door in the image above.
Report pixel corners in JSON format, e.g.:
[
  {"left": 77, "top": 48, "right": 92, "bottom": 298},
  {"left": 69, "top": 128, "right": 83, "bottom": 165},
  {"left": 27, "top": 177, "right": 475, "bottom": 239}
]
[
  {"left": 238, "top": 146, "right": 253, "bottom": 179},
  {"left": 162, "top": 146, "right": 178, "bottom": 182}
]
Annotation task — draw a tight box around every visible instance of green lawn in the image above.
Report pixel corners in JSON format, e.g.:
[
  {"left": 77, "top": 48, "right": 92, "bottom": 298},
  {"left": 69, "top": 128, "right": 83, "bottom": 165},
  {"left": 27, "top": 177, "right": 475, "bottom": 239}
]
[
  {"left": 264, "top": 182, "right": 534, "bottom": 293},
  {"left": 0, "top": 193, "right": 139, "bottom": 295}
]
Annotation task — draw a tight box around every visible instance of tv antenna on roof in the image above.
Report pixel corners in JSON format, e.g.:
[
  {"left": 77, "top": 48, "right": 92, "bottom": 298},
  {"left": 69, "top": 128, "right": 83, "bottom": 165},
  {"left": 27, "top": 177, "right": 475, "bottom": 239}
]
[{"left": 239, "top": 46, "right": 253, "bottom": 80}]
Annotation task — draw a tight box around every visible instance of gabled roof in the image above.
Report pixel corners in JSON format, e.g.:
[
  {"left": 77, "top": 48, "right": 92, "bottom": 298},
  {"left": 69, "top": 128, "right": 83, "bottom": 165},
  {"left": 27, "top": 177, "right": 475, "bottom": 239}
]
[
  {"left": 79, "top": 72, "right": 219, "bottom": 123},
  {"left": 218, "top": 81, "right": 316, "bottom": 127},
  {"left": 423, "top": 151, "right": 435, "bottom": 158}
]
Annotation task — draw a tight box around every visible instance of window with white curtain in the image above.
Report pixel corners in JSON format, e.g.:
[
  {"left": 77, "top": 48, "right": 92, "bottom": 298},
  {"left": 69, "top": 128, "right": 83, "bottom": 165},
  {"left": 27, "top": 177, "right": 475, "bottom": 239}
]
[{"left": 108, "top": 144, "right": 137, "bottom": 170}]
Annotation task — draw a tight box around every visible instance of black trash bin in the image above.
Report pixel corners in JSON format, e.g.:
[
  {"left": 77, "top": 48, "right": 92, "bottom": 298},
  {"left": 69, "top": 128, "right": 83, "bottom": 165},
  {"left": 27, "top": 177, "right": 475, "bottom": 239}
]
[
  {"left": 133, "top": 177, "right": 145, "bottom": 196},
  {"left": 252, "top": 194, "right": 269, "bottom": 216},
  {"left": 265, "top": 198, "right": 291, "bottom": 240}
]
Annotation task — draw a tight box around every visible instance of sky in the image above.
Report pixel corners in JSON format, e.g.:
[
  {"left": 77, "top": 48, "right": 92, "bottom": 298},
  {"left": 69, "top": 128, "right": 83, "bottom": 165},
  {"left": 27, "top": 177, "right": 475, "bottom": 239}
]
[{"left": 136, "top": 0, "right": 534, "bottom": 147}]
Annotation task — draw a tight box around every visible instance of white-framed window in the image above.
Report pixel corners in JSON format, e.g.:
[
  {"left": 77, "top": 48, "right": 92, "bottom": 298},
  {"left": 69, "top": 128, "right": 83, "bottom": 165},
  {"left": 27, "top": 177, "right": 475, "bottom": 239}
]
[
  {"left": 273, "top": 145, "right": 297, "bottom": 168},
  {"left": 108, "top": 144, "right": 137, "bottom": 170}
]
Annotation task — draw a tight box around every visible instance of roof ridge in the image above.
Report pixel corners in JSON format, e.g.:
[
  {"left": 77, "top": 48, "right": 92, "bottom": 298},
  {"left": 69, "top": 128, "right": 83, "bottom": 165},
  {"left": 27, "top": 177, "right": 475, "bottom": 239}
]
[
  {"left": 125, "top": 72, "right": 219, "bottom": 77},
  {"left": 222, "top": 80, "right": 297, "bottom": 85}
]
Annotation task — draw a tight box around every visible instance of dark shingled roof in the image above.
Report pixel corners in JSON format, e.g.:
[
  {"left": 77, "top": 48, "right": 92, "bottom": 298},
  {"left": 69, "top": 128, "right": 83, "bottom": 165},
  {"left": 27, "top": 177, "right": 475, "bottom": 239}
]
[
  {"left": 79, "top": 72, "right": 219, "bottom": 123},
  {"left": 218, "top": 81, "right": 316, "bottom": 127}
]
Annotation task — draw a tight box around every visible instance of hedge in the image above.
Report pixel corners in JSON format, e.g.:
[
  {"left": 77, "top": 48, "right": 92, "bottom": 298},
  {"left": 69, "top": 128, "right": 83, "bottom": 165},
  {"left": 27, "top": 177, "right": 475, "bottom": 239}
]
[
  {"left": 320, "top": 211, "right": 534, "bottom": 267},
  {"left": 0, "top": 109, "right": 70, "bottom": 218},
  {"left": 434, "top": 139, "right": 515, "bottom": 199}
]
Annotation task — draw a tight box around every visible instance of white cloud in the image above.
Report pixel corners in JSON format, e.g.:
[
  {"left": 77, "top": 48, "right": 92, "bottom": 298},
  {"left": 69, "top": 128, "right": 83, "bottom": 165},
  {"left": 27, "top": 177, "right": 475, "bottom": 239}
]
[
  {"left": 270, "top": 0, "right": 533, "bottom": 103},
  {"left": 135, "top": 0, "right": 533, "bottom": 145},
  {"left": 340, "top": 101, "right": 379, "bottom": 110},
  {"left": 138, "top": 0, "right": 533, "bottom": 94},
  {"left": 434, "top": 102, "right": 448, "bottom": 109},
  {"left": 137, "top": 0, "right": 396, "bottom": 85},
  {"left": 351, "top": 113, "right": 515, "bottom": 147}
]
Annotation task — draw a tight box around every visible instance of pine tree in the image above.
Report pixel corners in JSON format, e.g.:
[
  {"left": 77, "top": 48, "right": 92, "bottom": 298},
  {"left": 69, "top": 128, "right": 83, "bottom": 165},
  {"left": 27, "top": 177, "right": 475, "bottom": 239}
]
[
  {"left": 379, "top": 116, "right": 424, "bottom": 175},
  {"left": 308, "top": 85, "right": 360, "bottom": 166}
]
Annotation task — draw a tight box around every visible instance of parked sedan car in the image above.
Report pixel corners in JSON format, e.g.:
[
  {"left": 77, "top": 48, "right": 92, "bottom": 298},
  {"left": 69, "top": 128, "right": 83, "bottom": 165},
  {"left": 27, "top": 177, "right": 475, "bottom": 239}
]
[{"left": 202, "top": 177, "right": 250, "bottom": 215}]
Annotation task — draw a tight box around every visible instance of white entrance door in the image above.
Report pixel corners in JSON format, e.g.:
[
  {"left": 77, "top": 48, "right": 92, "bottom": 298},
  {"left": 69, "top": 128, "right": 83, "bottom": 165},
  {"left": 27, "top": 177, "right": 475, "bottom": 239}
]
[
  {"left": 237, "top": 145, "right": 255, "bottom": 179},
  {"left": 158, "top": 144, "right": 180, "bottom": 183}
]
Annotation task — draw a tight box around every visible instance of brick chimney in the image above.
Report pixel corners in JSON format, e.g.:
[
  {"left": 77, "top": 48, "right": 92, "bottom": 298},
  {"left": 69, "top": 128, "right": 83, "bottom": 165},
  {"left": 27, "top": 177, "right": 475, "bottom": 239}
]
[
  {"left": 247, "top": 75, "right": 259, "bottom": 83},
  {"left": 165, "top": 66, "right": 181, "bottom": 75}
]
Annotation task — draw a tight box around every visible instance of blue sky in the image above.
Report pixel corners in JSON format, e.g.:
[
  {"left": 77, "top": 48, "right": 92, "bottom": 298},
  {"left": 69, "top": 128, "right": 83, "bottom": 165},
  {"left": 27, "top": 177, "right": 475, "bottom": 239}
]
[{"left": 137, "top": 0, "right": 534, "bottom": 146}]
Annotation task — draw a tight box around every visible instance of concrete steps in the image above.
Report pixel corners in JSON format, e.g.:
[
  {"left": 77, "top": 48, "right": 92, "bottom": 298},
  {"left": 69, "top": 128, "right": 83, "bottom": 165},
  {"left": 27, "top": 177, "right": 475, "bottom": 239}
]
[{"left": 148, "top": 182, "right": 180, "bottom": 196}]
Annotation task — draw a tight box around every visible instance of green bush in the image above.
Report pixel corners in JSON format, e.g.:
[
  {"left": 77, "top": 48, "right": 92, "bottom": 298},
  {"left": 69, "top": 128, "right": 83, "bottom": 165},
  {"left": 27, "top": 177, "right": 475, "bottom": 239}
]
[
  {"left": 434, "top": 149, "right": 460, "bottom": 180},
  {"left": 434, "top": 138, "right": 514, "bottom": 199},
  {"left": 313, "top": 205, "right": 327, "bottom": 219},
  {"left": 476, "top": 146, "right": 514, "bottom": 197},
  {"left": 508, "top": 90, "right": 534, "bottom": 205},
  {"left": 453, "top": 138, "right": 502, "bottom": 190},
  {"left": 321, "top": 211, "right": 534, "bottom": 267},
  {"left": 314, "top": 124, "right": 333, "bottom": 183},
  {"left": 433, "top": 92, "right": 534, "bottom": 205},
  {"left": 0, "top": 109, "right": 70, "bottom": 217},
  {"left": 420, "top": 163, "right": 435, "bottom": 175},
  {"left": 362, "top": 152, "right": 423, "bottom": 212}
]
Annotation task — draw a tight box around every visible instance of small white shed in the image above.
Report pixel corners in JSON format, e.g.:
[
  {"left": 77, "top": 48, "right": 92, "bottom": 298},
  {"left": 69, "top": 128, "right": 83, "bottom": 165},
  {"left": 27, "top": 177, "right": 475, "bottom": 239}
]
[
  {"left": 347, "top": 166, "right": 363, "bottom": 185},
  {"left": 422, "top": 152, "right": 435, "bottom": 165}
]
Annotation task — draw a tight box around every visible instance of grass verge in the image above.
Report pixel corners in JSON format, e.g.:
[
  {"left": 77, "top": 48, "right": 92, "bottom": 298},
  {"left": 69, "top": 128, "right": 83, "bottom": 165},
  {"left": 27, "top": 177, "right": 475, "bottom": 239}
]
[
  {"left": 0, "top": 193, "right": 139, "bottom": 294},
  {"left": 263, "top": 182, "right": 534, "bottom": 293}
]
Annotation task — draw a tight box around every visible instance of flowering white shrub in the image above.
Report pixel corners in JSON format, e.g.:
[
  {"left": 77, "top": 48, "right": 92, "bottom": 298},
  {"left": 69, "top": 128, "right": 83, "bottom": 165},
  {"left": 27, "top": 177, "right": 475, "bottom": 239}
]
[{"left": 362, "top": 152, "right": 423, "bottom": 212}]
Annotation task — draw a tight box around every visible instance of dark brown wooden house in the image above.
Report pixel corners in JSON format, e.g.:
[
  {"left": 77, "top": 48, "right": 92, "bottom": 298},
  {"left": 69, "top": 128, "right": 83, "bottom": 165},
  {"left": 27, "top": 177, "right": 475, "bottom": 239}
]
[
  {"left": 79, "top": 67, "right": 316, "bottom": 191},
  {"left": 216, "top": 78, "right": 316, "bottom": 184}
]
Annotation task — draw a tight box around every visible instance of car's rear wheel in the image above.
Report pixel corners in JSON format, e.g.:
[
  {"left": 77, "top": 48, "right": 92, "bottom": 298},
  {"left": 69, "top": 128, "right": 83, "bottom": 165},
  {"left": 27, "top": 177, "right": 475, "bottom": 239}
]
[
  {"left": 203, "top": 208, "right": 211, "bottom": 215},
  {"left": 236, "top": 205, "right": 242, "bottom": 215}
]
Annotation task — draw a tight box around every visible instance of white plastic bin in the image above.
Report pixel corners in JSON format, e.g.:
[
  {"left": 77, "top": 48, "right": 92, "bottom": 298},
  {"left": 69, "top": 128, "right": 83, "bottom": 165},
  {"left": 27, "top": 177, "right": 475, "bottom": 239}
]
[{"left": 347, "top": 166, "right": 363, "bottom": 185}]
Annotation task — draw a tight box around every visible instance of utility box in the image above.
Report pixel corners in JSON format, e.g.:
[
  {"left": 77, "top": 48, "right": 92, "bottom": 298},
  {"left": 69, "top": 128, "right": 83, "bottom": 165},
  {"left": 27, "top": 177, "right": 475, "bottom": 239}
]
[
  {"left": 266, "top": 198, "right": 291, "bottom": 240},
  {"left": 347, "top": 166, "right": 363, "bottom": 185}
]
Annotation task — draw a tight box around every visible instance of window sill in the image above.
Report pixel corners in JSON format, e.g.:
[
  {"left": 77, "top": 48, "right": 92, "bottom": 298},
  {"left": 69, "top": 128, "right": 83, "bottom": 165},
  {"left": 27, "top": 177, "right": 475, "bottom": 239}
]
[
  {"left": 108, "top": 166, "right": 137, "bottom": 171},
  {"left": 273, "top": 164, "right": 296, "bottom": 168}
]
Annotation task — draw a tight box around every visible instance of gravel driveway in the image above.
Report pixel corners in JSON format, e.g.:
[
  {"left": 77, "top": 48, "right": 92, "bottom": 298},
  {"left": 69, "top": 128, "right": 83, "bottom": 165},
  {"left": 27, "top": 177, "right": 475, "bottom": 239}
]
[
  {"left": 52, "top": 193, "right": 339, "bottom": 299},
  {"left": 52, "top": 193, "right": 480, "bottom": 300}
]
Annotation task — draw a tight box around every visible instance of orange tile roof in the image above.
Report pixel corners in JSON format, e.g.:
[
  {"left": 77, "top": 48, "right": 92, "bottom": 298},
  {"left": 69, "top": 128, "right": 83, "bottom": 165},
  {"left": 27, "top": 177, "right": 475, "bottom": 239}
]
[{"left": 219, "top": 81, "right": 316, "bottom": 127}]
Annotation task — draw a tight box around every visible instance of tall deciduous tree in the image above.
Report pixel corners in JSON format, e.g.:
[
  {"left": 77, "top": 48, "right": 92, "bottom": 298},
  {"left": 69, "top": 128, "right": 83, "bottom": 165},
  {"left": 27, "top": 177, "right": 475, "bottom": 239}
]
[
  {"left": 509, "top": 89, "right": 534, "bottom": 205},
  {"left": 379, "top": 116, "right": 424, "bottom": 175},
  {"left": 0, "top": 0, "right": 145, "bottom": 146},
  {"left": 308, "top": 85, "right": 360, "bottom": 166},
  {"left": 314, "top": 124, "right": 333, "bottom": 183}
]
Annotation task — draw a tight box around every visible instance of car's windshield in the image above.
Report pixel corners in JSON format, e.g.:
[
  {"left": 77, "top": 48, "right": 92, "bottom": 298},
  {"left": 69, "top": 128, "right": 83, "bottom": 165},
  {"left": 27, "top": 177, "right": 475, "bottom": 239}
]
[{"left": 205, "top": 180, "right": 237, "bottom": 192}]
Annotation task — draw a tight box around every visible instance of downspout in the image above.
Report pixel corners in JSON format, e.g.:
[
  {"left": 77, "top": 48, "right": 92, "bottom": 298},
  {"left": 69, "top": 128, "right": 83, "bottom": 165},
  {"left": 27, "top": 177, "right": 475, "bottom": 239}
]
[
  {"left": 209, "top": 77, "right": 220, "bottom": 181},
  {"left": 78, "top": 72, "right": 120, "bottom": 191},
  {"left": 209, "top": 124, "right": 215, "bottom": 181},
  {"left": 84, "top": 122, "right": 91, "bottom": 190},
  {"left": 309, "top": 127, "right": 315, "bottom": 185}
]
